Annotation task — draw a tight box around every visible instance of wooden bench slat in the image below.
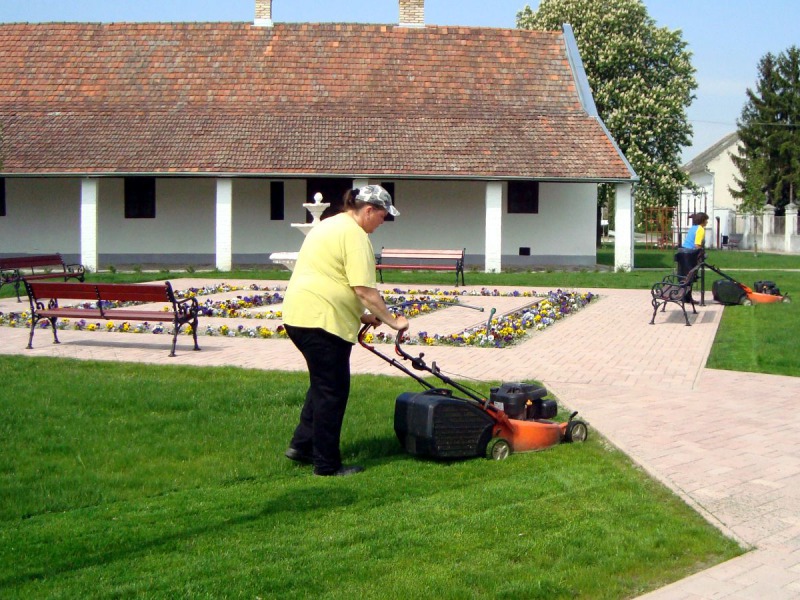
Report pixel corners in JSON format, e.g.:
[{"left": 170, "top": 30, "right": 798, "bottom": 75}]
[
  {"left": 38, "top": 309, "right": 170, "bottom": 321},
  {"left": 93, "top": 283, "right": 170, "bottom": 303},
  {"left": 38, "top": 309, "right": 104, "bottom": 319},
  {"left": 381, "top": 249, "right": 462, "bottom": 258},
  {"left": 376, "top": 265, "right": 458, "bottom": 271},
  {"left": 25, "top": 282, "right": 98, "bottom": 301}
]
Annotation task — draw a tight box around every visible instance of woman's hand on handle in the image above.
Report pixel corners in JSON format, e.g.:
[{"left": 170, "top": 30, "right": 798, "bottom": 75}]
[
  {"left": 392, "top": 315, "right": 410, "bottom": 332},
  {"left": 353, "top": 286, "right": 410, "bottom": 334},
  {"left": 360, "top": 313, "right": 382, "bottom": 327}
]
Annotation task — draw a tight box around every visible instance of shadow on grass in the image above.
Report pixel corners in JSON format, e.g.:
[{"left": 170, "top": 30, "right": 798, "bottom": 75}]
[{"left": 1, "top": 481, "right": 360, "bottom": 589}]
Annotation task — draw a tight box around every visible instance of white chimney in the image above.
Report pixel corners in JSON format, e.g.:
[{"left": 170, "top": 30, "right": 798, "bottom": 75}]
[
  {"left": 254, "top": 0, "right": 273, "bottom": 27},
  {"left": 399, "top": 0, "right": 424, "bottom": 28}
]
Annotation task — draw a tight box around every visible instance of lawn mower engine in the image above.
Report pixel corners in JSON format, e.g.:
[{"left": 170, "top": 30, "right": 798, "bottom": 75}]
[
  {"left": 393, "top": 382, "right": 556, "bottom": 460},
  {"left": 754, "top": 280, "right": 781, "bottom": 296},
  {"left": 489, "top": 382, "right": 556, "bottom": 421}
]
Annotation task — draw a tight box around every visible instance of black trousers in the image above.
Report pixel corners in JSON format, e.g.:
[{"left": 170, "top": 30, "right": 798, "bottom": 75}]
[
  {"left": 285, "top": 325, "right": 353, "bottom": 473},
  {"left": 675, "top": 248, "right": 703, "bottom": 301},
  {"left": 675, "top": 248, "right": 702, "bottom": 278}
]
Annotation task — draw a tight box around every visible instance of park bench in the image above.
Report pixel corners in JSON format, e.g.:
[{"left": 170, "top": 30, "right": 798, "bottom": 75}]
[
  {"left": 24, "top": 281, "right": 200, "bottom": 357},
  {"left": 721, "top": 233, "right": 742, "bottom": 250},
  {"left": 0, "top": 253, "right": 85, "bottom": 301},
  {"left": 649, "top": 263, "right": 703, "bottom": 326},
  {"left": 375, "top": 248, "right": 465, "bottom": 287}
]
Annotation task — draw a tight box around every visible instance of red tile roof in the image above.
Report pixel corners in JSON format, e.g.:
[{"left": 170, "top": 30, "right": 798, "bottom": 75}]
[{"left": 0, "top": 22, "right": 633, "bottom": 180}]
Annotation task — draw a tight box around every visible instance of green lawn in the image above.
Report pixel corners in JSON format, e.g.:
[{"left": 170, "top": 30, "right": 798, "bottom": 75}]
[
  {"left": 0, "top": 358, "right": 741, "bottom": 599},
  {"left": 2, "top": 248, "right": 798, "bottom": 597}
]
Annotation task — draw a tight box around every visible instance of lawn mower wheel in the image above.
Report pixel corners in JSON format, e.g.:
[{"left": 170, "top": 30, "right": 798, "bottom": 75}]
[
  {"left": 565, "top": 420, "right": 589, "bottom": 443},
  {"left": 486, "top": 438, "right": 511, "bottom": 460}
]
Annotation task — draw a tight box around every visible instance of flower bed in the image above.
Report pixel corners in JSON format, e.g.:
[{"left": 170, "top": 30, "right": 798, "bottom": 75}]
[
  {"left": 0, "top": 286, "right": 597, "bottom": 348},
  {"left": 357, "top": 289, "right": 596, "bottom": 348}
]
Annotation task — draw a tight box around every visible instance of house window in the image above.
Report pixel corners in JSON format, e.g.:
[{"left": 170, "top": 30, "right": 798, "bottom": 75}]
[
  {"left": 381, "top": 181, "right": 396, "bottom": 222},
  {"left": 307, "top": 178, "right": 351, "bottom": 220},
  {"left": 270, "top": 181, "right": 285, "bottom": 221},
  {"left": 124, "top": 177, "right": 156, "bottom": 219},
  {"left": 0, "top": 178, "right": 6, "bottom": 217},
  {"left": 508, "top": 181, "right": 539, "bottom": 214}
]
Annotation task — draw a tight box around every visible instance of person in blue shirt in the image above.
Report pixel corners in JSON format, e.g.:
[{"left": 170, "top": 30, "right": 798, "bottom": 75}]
[
  {"left": 682, "top": 212, "right": 709, "bottom": 250},
  {"left": 676, "top": 212, "right": 709, "bottom": 302}
]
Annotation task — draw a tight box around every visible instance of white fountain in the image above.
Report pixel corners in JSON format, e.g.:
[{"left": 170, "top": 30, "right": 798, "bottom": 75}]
[{"left": 269, "top": 192, "right": 330, "bottom": 271}]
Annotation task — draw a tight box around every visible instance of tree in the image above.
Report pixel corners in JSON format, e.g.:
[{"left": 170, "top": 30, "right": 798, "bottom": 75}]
[
  {"left": 517, "top": 0, "right": 696, "bottom": 216},
  {"left": 731, "top": 47, "right": 800, "bottom": 212}
]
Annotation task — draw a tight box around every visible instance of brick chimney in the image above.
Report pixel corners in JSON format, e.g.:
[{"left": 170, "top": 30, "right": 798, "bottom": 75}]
[
  {"left": 254, "top": 0, "right": 273, "bottom": 27},
  {"left": 399, "top": 0, "right": 424, "bottom": 28}
]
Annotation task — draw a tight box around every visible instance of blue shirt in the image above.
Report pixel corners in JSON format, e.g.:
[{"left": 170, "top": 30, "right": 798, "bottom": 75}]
[{"left": 682, "top": 225, "right": 705, "bottom": 249}]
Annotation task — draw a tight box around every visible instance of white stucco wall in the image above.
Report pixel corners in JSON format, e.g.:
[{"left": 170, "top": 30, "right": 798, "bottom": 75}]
[
  {"left": 96, "top": 178, "right": 216, "bottom": 255},
  {"left": 706, "top": 142, "right": 740, "bottom": 211},
  {"left": 2, "top": 176, "right": 599, "bottom": 267},
  {"left": 365, "top": 179, "right": 597, "bottom": 263},
  {"left": 0, "top": 178, "right": 81, "bottom": 255},
  {"left": 232, "top": 178, "right": 307, "bottom": 254},
  {"left": 502, "top": 182, "right": 597, "bottom": 259},
  {"left": 368, "top": 180, "right": 486, "bottom": 252}
]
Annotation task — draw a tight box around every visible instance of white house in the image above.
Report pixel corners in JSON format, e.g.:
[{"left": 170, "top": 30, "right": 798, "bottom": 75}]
[
  {"left": 681, "top": 132, "right": 740, "bottom": 248},
  {"left": 0, "top": 0, "right": 637, "bottom": 272}
]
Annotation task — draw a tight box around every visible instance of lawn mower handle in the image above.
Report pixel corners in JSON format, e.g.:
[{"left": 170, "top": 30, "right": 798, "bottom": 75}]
[
  {"left": 389, "top": 327, "right": 487, "bottom": 404},
  {"left": 357, "top": 322, "right": 487, "bottom": 404},
  {"left": 358, "top": 322, "right": 435, "bottom": 390}
]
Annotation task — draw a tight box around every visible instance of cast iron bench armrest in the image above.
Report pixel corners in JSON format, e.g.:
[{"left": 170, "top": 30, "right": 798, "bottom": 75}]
[{"left": 24, "top": 280, "right": 200, "bottom": 357}]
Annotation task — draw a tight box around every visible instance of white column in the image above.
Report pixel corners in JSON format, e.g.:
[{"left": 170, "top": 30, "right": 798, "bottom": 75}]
[
  {"left": 353, "top": 178, "right": 369, "bottom": 189},
  {"left": 785, "top": 202, "right": 797, "bottom": 252},
  {"left": 762, "top": 204, "right": 775, "bottom": 251},
  {"left": 80, "top": 178, "right": 98, "bottom": 272},
  {"left": 742, "top": 214, "right": 751, "bottom": 249},
  {"left": 484, "top": 181, "right": 503, "bottom": 273},
  {"left": 215, "top": 178, "right": 233, "bottom": 271},
  {"left": 614, "top": 183, "right": 634, "bottom": 272}
]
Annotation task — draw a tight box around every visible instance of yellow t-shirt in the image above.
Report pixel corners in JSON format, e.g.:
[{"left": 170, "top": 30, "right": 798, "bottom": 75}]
[{"left": 282, "top": 212, "right": 376, "bottom": 343}]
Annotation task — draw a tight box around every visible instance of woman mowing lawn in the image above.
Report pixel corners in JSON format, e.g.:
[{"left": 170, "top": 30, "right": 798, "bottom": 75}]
[{"left": 282, "top": 185, "right": 409, "bottom": 477}]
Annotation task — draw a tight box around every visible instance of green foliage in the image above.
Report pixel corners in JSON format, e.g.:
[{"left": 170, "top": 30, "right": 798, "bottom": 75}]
[
  {"left": 517, "top": 0, "right": 697, "bottom": 211},
  {"left": 0, "top": 358, "right": 741, "bottom": 597},
  {"left": 731, "top": 46, "right": 800, "bottom": 212}
]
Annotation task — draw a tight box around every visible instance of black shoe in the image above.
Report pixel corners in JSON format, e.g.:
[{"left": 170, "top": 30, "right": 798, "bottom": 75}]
[
  {"left": 285, "top": 447, "right": 313, "bottom": 465},
  {"left": 313, "top": 465, "right": 365, "bottom": 477}
]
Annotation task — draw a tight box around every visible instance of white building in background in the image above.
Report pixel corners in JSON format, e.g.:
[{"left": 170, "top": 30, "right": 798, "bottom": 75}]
[
  {"left": 681, "top": 132, "right": 741, "bottom": 248},
  {"left": 0, "top": 1, "right": 637, "bottom": 272}
]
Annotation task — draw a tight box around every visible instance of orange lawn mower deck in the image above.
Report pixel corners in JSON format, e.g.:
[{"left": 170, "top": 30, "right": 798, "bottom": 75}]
[{"left": 358, "top": 323, "right": 588, "bottom": 461}]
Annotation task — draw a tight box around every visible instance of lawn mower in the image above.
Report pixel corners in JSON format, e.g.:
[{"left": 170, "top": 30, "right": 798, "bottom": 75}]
[
  {"left": 358, "top": 321, "right": 588, "bottom": 461},
  {"left": 702, "top": 260, "right": 791, "bottom": 305}
]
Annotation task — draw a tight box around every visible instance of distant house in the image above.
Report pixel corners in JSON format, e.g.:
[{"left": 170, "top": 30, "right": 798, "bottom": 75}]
[
  {"left": 0, "top": 0, "right": 637, "bottom": 272},
  {"left": 681, "top": 132, "right": 740, "bottom": 248}
]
